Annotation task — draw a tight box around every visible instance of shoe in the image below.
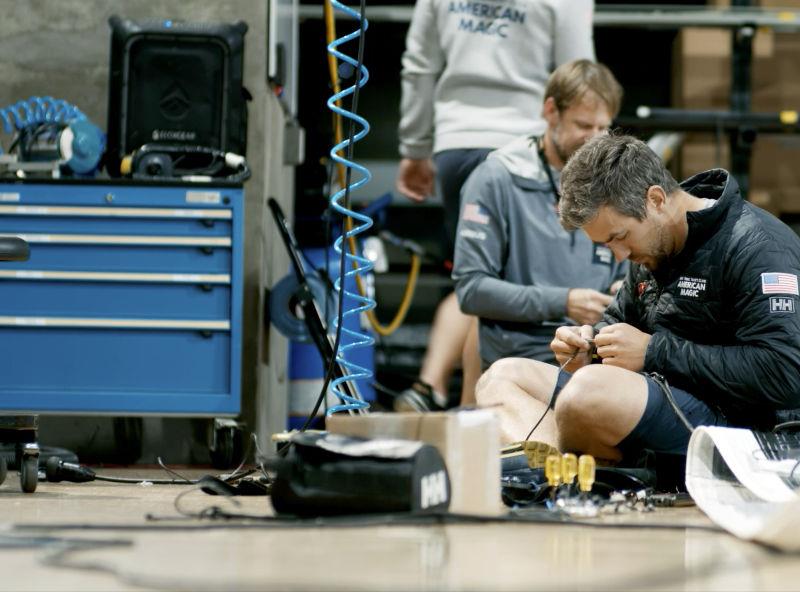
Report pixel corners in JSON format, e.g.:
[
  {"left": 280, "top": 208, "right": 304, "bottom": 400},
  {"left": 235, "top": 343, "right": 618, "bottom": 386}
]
[
  {"left": 501, "top": 440, "right": 561, "bottom": 469},
  {"left": 393, "top": 381, "right": 446, "bottom": 413}
]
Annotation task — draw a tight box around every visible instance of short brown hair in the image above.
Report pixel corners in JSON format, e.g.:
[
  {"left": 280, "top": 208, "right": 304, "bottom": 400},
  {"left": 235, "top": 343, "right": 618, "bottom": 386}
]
[
  {"left": 559, "top": 133, "right": 681, "bottom": 231},
  {"left": 544, "top": 59, "right": 623, "bottom": 118}
]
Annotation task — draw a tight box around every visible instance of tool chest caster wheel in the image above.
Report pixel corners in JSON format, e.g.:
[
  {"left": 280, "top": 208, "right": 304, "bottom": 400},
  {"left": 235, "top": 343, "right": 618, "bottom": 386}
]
[{"left": 19, "top": 443, "right": 40, "bottom": 493}]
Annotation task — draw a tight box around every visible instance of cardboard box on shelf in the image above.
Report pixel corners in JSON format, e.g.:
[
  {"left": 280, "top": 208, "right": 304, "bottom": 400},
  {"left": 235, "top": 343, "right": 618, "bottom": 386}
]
[
  {"left": 754, "top": 35, "right": 800, "bottom": 111},
  {"left": 675, "top": 22, "right": 800, "bottom": 213},
  {"left": 674, "top": 26, "right": 800, "bottom": 112},
  {"left": 679, "top": 134, "right": 800, "bottom": 214},
  {"left": 327, "top": 410, "right": 503, "bottom": 516},
  {"left": 679, "top": 136, "right": 730, "bottom": 180},
  {"left": 751, "top": 134, "right": 800, "bottom": 212},
  {"left": 673, "top": 27, "right": 774, "bottom": 110}
]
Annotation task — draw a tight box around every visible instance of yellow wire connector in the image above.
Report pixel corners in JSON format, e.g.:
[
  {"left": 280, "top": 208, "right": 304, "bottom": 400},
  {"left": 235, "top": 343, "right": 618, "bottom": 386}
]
[
  {"left": 578, "top": 454, "right": 596, "bottom": 493},
  {"left": 561, "top": 453, "right": 578, "bottom": 487},
  {"left": 545, "top": 454, "right": 562, "bottom": 487}
]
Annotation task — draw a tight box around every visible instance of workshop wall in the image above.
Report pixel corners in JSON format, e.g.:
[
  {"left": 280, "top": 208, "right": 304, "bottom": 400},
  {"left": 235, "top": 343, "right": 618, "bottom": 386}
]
[{"left": 0, "top": 0, "right": 290, "bottom": 463}]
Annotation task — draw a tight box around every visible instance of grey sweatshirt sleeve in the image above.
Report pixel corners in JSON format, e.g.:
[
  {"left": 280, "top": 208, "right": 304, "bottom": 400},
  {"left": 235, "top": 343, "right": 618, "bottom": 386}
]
[
  {"left": 452, "top": 162, "right": 569, "bottom": 322},
  {"left": 398, "top": 0, "right": 445, "bottom": 159},
  {"left": 553, "top": 0, "right": 596, "bottom": 65}
]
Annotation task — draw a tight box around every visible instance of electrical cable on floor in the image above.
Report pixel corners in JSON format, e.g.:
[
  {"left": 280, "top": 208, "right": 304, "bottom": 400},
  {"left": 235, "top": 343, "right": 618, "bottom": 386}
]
[
  {"left": 43, "top": 457, "right": 200, "bottom": 485},
  {"left": 155, "top": 456, "right": 195, "bottom": 484},
  {"left": 43, "top": 437, "right": 261, "bottom": 486}
]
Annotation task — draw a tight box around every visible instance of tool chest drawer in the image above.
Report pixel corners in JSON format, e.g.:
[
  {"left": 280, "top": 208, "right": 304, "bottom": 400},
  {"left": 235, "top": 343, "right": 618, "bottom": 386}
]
[{"left": 0, "top": 180, "right": 243, "bottom": 415}]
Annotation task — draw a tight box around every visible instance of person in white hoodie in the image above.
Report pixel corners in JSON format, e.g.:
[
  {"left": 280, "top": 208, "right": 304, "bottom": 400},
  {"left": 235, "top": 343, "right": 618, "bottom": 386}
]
[
  {"left": 453, "top": 59, "right": 626, "bottom": 371},
  {"left": 394, "top": 0, "right": 596, "bottom": 411}
]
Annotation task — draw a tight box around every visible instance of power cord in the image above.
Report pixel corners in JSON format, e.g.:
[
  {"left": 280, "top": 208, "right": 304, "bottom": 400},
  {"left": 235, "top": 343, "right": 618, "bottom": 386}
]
[
  {"left": 773, "top": 420, "right": 800, "bottom": 433},
  {"left": 43, "top": 432, "right": 265, "bottom": 487},
  {"left": 524, "top": 350, "right": 579, "bottom": 441},
  {"left": 649, "top": 372, "right": 694, "bottom": 433},
  {"left": 44, "top": 457, "right": 198, "bottom": 485}
]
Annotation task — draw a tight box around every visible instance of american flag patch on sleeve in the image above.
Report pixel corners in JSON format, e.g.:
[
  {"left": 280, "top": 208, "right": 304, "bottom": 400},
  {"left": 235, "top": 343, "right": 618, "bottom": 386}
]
[
  {"left": 462, "top": 203, "right": 489, "bottom": 225},
  {"left": 761, "top": 272, "right": 799, "bottom": 295}
]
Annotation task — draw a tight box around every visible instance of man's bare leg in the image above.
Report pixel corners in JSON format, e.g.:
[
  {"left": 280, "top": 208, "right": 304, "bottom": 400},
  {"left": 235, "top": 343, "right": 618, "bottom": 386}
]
[
  {"left": 476, "top": 359, "right": 650, "bottom": 461},
  {"left": 554, "top": 364, "right": 649, "bottom": 462},
  {"left": 419, "top": 292, "right": 472, "bottom": 404},
  {"left": 459, "top": 317, "right": 481, "bottom": 406},
  {"left": 474, "top": 358, "right": 561, "bottom": 446}
]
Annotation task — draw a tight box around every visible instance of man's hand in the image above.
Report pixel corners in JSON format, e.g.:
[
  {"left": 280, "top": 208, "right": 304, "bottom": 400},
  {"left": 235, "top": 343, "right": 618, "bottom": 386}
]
[
  {"left": 551, "top": 325, "right": 595, "bottom": 373},
  {"left": 566, "top": 288, "right": 613, "bottom": 326},
  {"left": 396, "top": 158, "right": 434, "bottom": 202},
  {"left": 609, "top": 280, "right": 624, "bottom": 295},
  {"left": 595, "top": 323, "right": 651, "bottom": 372}
]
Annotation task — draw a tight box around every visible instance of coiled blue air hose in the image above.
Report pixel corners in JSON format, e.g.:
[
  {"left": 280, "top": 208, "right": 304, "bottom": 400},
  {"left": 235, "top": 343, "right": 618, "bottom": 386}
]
[
  {"left": 325, "top": 0, "right": 373, "bottom": 415},
  {"left": 0, "top": 96, "right": 104, "bottom": 174},
  {"left": 0, "top": 96, "right": 86, "bottom": 134}
]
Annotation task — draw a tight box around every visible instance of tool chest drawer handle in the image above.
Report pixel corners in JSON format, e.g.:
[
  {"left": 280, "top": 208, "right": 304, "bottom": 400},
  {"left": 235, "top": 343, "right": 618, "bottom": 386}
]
[
  {"left": 0, "top": 205, "right": 232, "bottom": 219},
  {"left": 0, "top": 270, "right": 231, "bottom": 284},
  {"left": 0, "top": 316, "right": 230, "bottom": 330},
  {"left": 16, "top": 233, "right": 231, "bottom": 247}
]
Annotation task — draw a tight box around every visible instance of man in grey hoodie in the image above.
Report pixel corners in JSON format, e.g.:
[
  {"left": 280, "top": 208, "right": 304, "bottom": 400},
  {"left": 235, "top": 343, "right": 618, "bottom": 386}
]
[
  {"left": 453, "top": 60, "right": 626, "bottom": 371},
  {"left": 394, "top": 0, "right": 596, "bottom": 411}
]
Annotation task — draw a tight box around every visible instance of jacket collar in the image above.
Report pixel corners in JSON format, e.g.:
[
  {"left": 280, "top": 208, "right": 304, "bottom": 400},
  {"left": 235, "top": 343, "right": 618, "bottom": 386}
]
[
  {"left": 681, "top": 168, "right": 740, "bottom": 236},
  {"left": 486, "top": 132, "right": 555, "bottom": 192},
  {"left": 654, "top": 169, "right": 741, "bottom": 282}
]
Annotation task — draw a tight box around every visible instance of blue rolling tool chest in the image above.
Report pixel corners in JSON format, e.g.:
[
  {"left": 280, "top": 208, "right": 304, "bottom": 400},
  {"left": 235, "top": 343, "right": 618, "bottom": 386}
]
[{"left": 0, "top": 180, "right": 243, "bottom": 415}]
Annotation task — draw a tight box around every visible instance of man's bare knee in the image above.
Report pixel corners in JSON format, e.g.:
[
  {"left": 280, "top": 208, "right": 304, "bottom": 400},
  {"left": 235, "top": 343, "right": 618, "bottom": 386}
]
[
  {"left": 475, "top": 358, "right": 518, "bottom": 408},
  {"left": 553, "top": 366, "right": 613, "bottom": 449}
]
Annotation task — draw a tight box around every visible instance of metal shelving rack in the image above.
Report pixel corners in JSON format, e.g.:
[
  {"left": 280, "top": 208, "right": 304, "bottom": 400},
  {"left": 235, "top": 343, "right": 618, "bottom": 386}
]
[
  {"left": 600, "top": 3, "right": 800, "bottom": 197},
  {"left": 300, "top": 2, "right": 800, "bottom": 197}
]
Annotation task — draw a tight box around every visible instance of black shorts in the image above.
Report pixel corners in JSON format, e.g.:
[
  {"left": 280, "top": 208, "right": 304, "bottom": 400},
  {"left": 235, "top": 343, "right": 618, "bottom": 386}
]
[
  {"left": 550, "top": 369, "right": 728, "bottom": 455},
  {"left": 433, "top": 148, "right": 492, "bottom": 260}
]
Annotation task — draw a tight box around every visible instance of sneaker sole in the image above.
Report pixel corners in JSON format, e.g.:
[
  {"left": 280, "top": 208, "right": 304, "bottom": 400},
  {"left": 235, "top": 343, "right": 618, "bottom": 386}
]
[{"left": 393, "top": 390, "right": 436, "bottom": 413}]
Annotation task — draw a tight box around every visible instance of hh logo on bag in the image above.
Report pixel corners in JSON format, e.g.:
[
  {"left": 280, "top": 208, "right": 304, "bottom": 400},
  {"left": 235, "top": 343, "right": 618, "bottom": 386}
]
[{"left": 420, "top": 470, "right": 448, "bottom": 509}]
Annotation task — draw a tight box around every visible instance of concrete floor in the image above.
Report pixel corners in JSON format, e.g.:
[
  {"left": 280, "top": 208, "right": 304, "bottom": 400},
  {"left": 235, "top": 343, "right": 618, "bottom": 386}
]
[{"left": 1, "top": 469, "right": 799, "bottom": 591}]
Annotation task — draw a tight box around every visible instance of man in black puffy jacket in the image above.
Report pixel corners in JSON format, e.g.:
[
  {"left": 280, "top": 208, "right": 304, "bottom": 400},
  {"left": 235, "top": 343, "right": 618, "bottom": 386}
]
[{"left": 476, "top": 133, "right": 800, "bottom": 459}]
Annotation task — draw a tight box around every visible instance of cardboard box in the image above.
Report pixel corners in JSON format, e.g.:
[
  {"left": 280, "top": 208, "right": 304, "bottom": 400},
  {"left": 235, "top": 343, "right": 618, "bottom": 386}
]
[
  {"left": 751, "top": 135, "right": 800, "bottom": 213},
  {"left": 680, "top": 136, "right": 731, "bottom": 178},
  {"left": 674, "top": 25, "right": 800, "bottom": 209},
  {"left": 327, "top": 410, "right": 503, "bottom": 516},
  {"left": 673, "top": 28, "right": 774, "bottom": 110}
]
